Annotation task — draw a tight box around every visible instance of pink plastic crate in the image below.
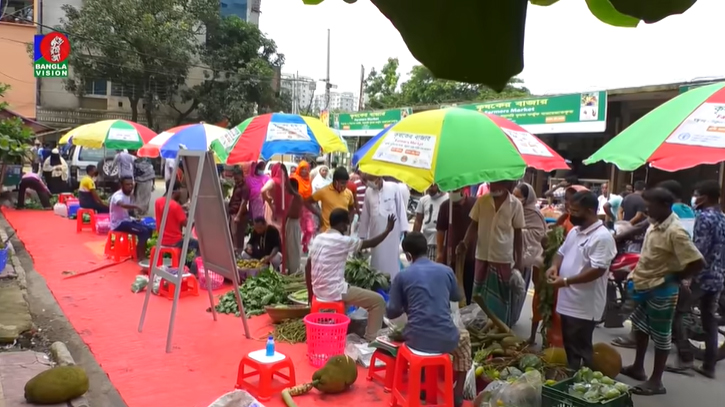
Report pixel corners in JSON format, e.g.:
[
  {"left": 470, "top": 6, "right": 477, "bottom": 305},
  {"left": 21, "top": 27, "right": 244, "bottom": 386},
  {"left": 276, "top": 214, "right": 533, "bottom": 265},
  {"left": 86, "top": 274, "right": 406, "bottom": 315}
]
[
  {"left": 95, "top": 214, "right": 111, "bottom": 235},
  {"left": 195, "top": 257, "right": 225, "bottom": 290}
]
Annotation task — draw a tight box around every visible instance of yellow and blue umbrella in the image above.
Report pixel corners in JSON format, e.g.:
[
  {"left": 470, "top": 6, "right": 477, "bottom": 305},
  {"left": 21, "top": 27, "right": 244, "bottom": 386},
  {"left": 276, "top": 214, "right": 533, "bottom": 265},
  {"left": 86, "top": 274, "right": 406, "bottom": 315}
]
[
  {"left": 355, "top": 108, "right": 568, "bottom": 192},
  {"left": 58, "top": 120, "right": 156, "bottom": 149}
]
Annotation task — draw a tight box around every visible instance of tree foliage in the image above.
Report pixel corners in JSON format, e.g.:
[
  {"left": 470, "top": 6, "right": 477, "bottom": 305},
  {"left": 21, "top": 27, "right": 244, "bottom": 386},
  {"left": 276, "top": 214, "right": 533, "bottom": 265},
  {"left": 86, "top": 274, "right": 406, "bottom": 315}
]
[
  {"left": 60, "top": 0, "right": 218, "bottom": 128},
  {"left": 174, "top": 16, "right": 287, "bottom": 125},
  {"left": 364, "top": 58, "right": 531, "bottom": 110},
  {"left": 0, "top": 83, "right": 34, "bottom": 167}
]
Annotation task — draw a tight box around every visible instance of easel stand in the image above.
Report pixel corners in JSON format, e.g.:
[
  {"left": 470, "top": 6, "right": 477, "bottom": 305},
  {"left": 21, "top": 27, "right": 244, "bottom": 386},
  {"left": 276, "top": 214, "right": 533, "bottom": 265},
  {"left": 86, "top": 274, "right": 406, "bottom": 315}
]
[{"left": 138, "top": 149, "right": 250, "bottom": 352}]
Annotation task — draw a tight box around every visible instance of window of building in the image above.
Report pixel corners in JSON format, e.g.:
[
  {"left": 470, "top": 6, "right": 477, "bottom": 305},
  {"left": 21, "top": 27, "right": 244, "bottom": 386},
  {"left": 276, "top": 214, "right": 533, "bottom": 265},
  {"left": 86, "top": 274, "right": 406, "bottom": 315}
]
[
  {"left": 111, "top": 82, "right": 136, "bottom": 98},
  {"left": 84, "top": 79, "right": 108, "bottom": 97},
  {"left": 0, "top": 0, "right": 33, "bottom": 24}
]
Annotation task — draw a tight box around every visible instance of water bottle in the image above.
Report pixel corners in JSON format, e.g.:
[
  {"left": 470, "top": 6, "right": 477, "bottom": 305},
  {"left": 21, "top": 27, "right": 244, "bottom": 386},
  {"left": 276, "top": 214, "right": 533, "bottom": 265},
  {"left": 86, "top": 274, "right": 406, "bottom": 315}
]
[{"left": 265, "top": 336, "right": 275, "bottom": 357}]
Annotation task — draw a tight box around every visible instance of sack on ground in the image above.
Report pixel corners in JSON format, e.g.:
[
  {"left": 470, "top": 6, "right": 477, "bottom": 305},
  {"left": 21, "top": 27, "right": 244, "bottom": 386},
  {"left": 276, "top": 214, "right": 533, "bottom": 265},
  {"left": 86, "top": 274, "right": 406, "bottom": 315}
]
[
  {"left": 206, "top": 390, "right": 264, "bottom": 407},
  {"left": 485, "top": 370, "right": 542, "bottom": 407}
]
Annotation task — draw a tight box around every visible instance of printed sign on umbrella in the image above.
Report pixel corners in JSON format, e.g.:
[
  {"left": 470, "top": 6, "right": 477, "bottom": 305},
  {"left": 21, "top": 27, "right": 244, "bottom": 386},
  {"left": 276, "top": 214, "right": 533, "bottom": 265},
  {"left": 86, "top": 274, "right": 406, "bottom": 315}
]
[
  {"left": 137, "top": 123, "right": 231, "bottom": 159},
  {"left": 585, "top": 82, "right": 725, "bottom": 171},
  {"left": 59, "top": 120, "right": 156, "bottom": 150},
  {"left": 210, "top": 113, "right": 348, "bottom": 163},
  {"left": 354, "top": 108, "right": 569, "bottom": 192}
]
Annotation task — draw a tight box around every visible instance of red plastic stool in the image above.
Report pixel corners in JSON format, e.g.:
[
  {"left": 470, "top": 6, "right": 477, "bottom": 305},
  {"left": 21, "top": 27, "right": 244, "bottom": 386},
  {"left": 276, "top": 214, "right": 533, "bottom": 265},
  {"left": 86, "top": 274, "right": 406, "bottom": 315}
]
[
  {"left": 158, "top": 273, "right": 199, "bottom": 300},
  {"left": 311, "top": 296, "right": 346, "bottom": 314},
  {"left": 368, "top": 348, "right": 397, "bottom": 392},
  {"left": 76, "top": 208, "right": 96, "bottom": 233},
  {"left": 235, "top": 350, "right": 296, "bottom": 401},
  {"left": 58, "top": 193, "right": 75, "bottom": 205},
  {"left": 149, "top": 246, "right": 181, "bottom": 269},
  {"left": 390, "top": 344, "right": 454, "bottom": 407},
  {"left": 104, "top": 231, "right": 137, "bottom": 262}
]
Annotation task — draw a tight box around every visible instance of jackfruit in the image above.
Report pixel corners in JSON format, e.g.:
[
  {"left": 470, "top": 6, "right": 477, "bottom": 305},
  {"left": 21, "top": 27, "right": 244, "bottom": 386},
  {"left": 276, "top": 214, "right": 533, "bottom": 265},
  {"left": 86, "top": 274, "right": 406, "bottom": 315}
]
[
  {"left": 312, "top": 355, "right": 358, "bottom": 394},
  {"left": 541, "top": 347, "right": 567, "bottom": 366},
  {"left": 592, "top": 343, "right": 622, "bottom": 379},
  {"left": 24, "top": 365, "right": 89, "bottom": 404}
]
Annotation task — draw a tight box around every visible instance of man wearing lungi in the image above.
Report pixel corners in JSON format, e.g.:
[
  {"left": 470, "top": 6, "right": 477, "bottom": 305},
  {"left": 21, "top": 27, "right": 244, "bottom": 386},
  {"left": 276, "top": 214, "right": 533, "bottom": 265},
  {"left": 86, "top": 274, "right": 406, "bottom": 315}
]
[
  {"left": 620, "top": 187, "right": 704, "bottom": 396},
  {"left": 457, "top": 181, "right": 524, "bottom": 327},
  {"left": 546, "top": 191, "right": 616, "bottom": 370}
]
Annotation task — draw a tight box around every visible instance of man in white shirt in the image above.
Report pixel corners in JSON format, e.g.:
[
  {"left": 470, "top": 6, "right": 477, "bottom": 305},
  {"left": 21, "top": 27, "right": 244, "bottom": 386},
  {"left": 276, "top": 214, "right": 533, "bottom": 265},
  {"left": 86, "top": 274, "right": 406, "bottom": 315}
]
[
  {"left": 413, "top": 183, "right": 448, "bottom": 260},
  {"left": 457, "top": 181, "right": 525, "bottom": 327},
  {"left": 112, "top": 149, "right": 136, "bottom": 181},
  {"left": 359, "top": 174, "right": 409, "bottom": 279},
  {"left": 546, "top": 191, "right": 617, "bottom": 370},
  {"left": 305, "top": 209, "right": 396, "bottom": 341}
]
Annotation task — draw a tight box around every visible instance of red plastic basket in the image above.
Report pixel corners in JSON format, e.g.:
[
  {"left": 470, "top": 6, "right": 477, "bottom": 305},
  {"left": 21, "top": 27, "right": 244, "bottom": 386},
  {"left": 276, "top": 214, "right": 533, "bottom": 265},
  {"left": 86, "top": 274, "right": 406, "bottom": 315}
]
[
  {"left": 195, "top": 257, "right": 225, "bottom": 290},
  {"left": 304, "top": 312, "right": 351, "bottom": 367}
]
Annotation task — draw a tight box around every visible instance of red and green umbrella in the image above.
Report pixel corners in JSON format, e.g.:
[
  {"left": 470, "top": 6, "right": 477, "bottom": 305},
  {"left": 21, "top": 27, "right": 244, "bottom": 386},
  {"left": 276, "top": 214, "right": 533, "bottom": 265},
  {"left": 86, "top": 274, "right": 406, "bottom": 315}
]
[
  {"left": 354, "top": 108, "right": 569, "bottom": 192},
  {"left": 585, "top": 82, "right": 725, "bottom": 171}
]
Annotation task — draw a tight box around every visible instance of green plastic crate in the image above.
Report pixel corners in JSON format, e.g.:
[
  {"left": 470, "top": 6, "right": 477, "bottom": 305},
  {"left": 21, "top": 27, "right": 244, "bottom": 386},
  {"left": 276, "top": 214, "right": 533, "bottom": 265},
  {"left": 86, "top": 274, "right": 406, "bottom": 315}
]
[{"left": 542, "top": 378, "right": 633, "bottom": 407}]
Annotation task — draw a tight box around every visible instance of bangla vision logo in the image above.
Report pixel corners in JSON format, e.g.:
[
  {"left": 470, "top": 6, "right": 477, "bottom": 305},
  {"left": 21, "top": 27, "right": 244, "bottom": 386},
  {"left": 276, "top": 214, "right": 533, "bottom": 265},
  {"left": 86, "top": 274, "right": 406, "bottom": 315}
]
[{"left": 33, "top": 32, "right": 71, "bottom": 78}]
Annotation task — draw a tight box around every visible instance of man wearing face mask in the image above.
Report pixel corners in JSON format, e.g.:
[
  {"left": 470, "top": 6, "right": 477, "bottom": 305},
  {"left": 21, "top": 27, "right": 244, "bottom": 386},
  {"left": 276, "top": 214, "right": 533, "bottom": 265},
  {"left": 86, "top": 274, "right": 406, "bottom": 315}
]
[
  {"left": 359, "top": 174, "right": 409, "bottom": 279},
  {"left": 545, "top": 191, "right": 616, "bottom": 369},
  {"left": 457, "top": 181, "right": 524, "bottom": 326},
  {"left": 414, "top": 184, "right": 448, "bottom": 260},
  {"left": 667, "top": 180, "right": 725, "bottom": 378},
  {"left": 436, "top": 188, "right": 477, "bottom": 304},
  {"left": 305, "top": 167, "right": 356, "bottom": 232}
]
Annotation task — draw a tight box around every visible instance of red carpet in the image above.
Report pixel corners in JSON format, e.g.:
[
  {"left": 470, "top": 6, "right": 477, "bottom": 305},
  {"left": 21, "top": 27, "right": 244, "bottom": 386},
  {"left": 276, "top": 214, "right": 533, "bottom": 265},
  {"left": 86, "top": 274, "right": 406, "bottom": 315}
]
[{"left": 2, "top": 209, "right": 392, "bottom": 407}]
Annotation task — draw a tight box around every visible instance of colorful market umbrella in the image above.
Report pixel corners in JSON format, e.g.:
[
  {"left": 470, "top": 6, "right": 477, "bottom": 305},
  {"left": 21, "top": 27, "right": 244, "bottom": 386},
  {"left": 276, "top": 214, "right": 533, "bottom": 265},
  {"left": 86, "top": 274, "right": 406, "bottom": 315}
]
[
  {"left": 355, "top": 108, "right": 569, "bottom": 192},
  {"left": 585, "top": 82, "right": 725, "bottom": 171},
  {"left": 59, "top": 120, "right": 156, "bottom": 149},
  {"left": 211, "top": 113, "right": 348, "bottom": 163},
  {"left": 137, "top": 123, "right": 231, "bottom": 159}
]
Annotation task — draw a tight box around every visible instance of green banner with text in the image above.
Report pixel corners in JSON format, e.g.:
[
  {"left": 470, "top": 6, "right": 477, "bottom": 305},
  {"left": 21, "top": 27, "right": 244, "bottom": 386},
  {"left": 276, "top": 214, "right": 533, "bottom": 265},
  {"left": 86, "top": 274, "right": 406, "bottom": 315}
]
[
  {"left": 455, "top": 92, "right": 607, "bottom": 134},
  {"left": 331, "top": 107, "right": 413, "bottom": 137}
]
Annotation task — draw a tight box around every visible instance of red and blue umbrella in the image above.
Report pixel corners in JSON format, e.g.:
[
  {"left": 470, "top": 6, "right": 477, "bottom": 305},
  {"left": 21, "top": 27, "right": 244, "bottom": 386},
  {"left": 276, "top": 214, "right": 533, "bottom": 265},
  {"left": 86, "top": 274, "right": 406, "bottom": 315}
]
[
  {"left": 137, "top": 123, "right": 231, "bottom": 159},
  {"left": 211, "top": 113, "right": 348, "bottom": 163}
]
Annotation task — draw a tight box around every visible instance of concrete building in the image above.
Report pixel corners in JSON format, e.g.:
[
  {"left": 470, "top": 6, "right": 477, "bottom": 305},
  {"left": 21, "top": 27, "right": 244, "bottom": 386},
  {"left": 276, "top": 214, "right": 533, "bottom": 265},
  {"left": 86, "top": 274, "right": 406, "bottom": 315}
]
[
  {"left": 0, "top": 0, "right": 37, "bottom": 117},
  {"left": 221, "top": 0, "right": 261, "bottom": 25},
  {"left": 34, "top": 0, "right": 261, "bottom": 131},
  {"left": 280, "top": 73, "right": 316, "bottom": 113},
  {"left": 312, "top": 91, "right": 356, "bottom": 112}
]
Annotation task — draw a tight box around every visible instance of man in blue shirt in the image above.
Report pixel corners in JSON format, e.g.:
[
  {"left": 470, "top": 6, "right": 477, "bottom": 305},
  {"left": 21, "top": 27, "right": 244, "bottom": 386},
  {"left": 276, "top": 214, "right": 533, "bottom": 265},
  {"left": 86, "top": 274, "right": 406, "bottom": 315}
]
[
  {"left": 668, "top": 180, "right": 724, "bottom": 378},
  {"left": 387, "top": 232, "right": 470, "bottom": 407}
]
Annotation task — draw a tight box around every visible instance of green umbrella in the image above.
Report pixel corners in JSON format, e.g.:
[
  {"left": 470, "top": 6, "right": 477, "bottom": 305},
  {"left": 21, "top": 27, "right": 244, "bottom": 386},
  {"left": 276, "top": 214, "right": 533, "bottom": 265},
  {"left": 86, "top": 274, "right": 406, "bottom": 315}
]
[{"left": 584, "top": 82, "right": 725, "bottom": 171}]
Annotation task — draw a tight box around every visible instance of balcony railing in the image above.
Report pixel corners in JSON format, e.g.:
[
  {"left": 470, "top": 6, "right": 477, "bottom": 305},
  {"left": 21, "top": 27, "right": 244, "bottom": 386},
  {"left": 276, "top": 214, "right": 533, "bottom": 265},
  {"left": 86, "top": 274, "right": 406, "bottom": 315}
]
[{"left": 36, "top": 107, "right": 177, "bottom": 129}]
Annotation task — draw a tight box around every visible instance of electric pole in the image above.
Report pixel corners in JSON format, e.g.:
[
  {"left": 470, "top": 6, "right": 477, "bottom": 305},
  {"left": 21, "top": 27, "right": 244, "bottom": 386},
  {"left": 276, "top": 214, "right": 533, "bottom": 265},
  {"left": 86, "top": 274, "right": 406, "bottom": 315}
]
[{"left": 320, "top": 29, "right": 337, "bottom": 110}]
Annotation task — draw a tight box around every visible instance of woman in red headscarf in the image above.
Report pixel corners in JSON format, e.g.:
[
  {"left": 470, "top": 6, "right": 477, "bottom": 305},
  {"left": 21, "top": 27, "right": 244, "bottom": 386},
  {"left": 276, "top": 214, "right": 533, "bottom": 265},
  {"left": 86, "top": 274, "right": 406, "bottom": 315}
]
[{"left": 290, "top": 161, "right": 315, "bottom": 252}]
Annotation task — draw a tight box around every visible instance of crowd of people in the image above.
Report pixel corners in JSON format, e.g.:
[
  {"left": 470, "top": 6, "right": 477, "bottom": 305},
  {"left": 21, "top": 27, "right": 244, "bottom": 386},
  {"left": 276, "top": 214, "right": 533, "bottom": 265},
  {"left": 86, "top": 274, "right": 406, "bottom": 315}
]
[{"left": 14, "top": 143, "right": 725, "bottom": 400}]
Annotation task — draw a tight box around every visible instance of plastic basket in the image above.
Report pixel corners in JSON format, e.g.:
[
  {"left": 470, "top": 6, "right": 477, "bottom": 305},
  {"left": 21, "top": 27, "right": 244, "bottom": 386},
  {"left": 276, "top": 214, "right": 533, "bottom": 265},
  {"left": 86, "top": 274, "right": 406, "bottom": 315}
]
[
  {"left": 542, "top": 378, "right": 633, "bottom": 407},
  {"left": 196, "top": 257, "right": 225, "bottom": 290},
  {"left": 304, "top": 312, "right": 351, "bottom": 367},
  {"left": 95, "top": 214, "right": 111, "bottom": 235},
  {"left": 0, "top": 247, "right": 9, "bottom": 274}
]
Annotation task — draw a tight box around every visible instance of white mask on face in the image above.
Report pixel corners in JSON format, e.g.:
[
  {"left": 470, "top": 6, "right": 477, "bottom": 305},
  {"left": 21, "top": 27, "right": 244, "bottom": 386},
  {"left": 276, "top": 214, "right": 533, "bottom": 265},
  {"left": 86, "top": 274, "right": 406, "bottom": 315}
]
[
  {"left": 367, "top": 181, "right": 380, "bottom": 190},
  {"left": 490, "top": 190, "right": 506, "bottom": 197},
  {"left": 691, "top": 196, "right": 697, "bottom": 208},
  {"left": 449, "top": 191, "right": 463, "bottom": 203},
  {"left": 256, "top": 170, "right": 264, "bottom": 176}
]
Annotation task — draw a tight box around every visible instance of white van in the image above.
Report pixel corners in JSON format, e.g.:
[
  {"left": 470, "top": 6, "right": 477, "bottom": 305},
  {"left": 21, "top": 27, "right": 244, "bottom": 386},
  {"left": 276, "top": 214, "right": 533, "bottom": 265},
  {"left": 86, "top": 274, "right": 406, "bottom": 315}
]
[{"left": 65, "top": 145, "right": 118, "bottom": 190}]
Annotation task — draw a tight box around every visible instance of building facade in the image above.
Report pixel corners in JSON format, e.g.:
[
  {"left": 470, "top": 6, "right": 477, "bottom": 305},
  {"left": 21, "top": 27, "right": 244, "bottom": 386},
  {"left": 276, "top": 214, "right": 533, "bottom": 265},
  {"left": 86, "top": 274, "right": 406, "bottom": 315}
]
[
  {"left": 0, "top": 0, "right": 37, "bottom": 117},
  {"left": 280, "top": 73, "right": 316, "bottom": 113},
  {"left": 221, "top": 0, "right": 260, "bottom": 25},
  {"left": 312, "top": 91, "right": 356, "bottom": 113}
]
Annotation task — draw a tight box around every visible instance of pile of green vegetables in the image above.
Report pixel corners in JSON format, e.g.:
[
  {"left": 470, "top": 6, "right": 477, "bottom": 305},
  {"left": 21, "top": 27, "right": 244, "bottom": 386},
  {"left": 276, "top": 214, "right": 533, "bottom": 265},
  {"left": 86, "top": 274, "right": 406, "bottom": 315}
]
[
  {"left": 563, "top": 367, "right": 630, "bottom": 403},
  {"left": 213, "top": 271, "right": 306, "bottom": 316},
  {"left": 345, "top": 256, "right": 389, "bottom": 291},
  {"left": 537, "top": 226, "right": 564, "bottom": 347},
  {"left": 272, "top": 318, "right": 306, "bottom": 344}
]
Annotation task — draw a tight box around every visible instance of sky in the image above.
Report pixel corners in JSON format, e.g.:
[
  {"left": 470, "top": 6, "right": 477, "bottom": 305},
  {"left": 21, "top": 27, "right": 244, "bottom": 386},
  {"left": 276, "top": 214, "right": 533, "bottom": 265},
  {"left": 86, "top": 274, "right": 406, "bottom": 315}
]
[{"left": 259, "top": 0, "right": 724, "bottom": 96}]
